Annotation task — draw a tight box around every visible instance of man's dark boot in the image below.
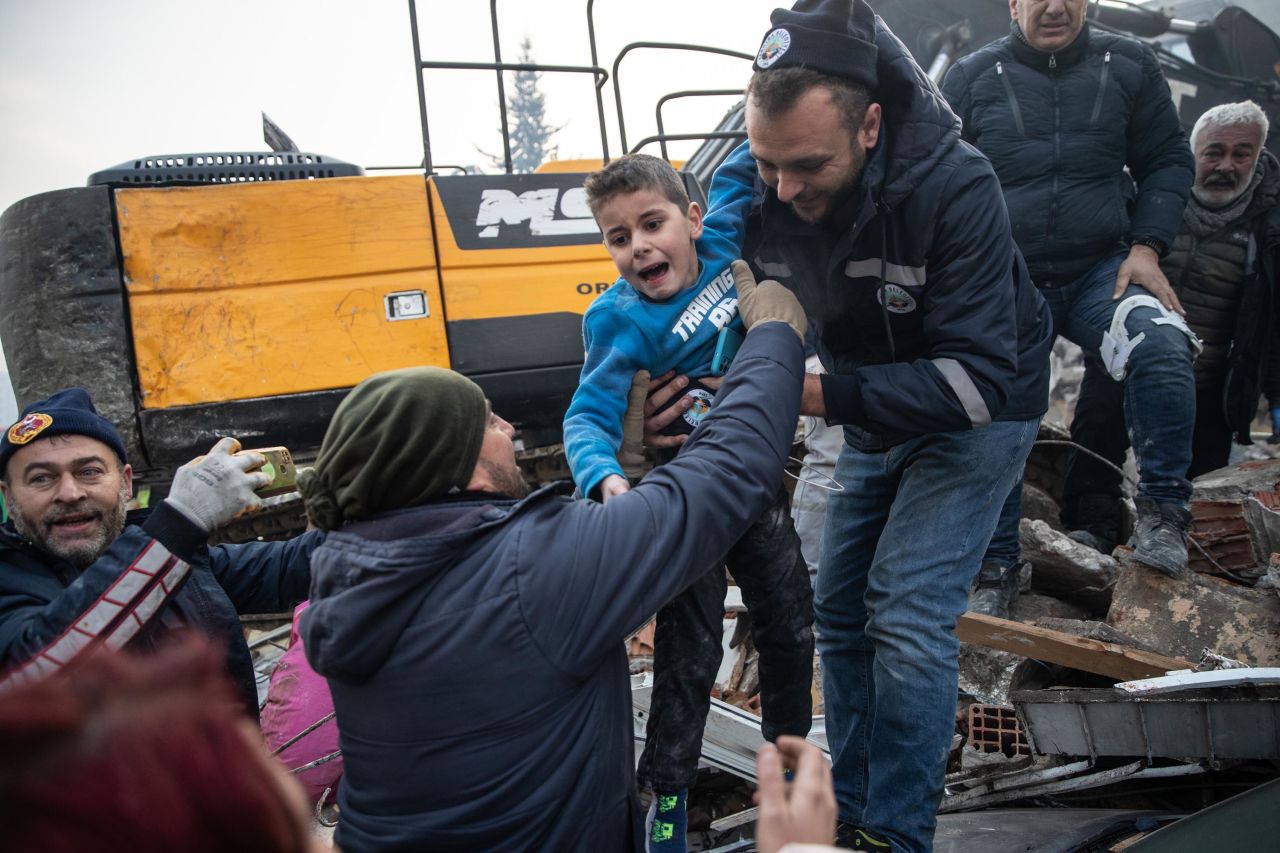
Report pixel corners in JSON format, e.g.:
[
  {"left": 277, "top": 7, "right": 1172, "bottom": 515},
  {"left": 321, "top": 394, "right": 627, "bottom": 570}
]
[
  {"left": 1064, "top": 493, "right": 1122, "bottom": 555},
  {"left": 1132, "top": 497, "right": 1191, "bottom": 577},
  {"left": 835, "top": 821, "right": 892, "bottom": 850},
  {"left": 968, "top": 560, "right": 1026, "bottom": 620}
]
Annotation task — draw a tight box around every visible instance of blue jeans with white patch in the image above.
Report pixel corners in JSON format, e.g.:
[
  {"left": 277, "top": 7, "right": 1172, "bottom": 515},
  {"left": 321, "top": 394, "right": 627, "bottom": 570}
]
[
  {"left": 984, "top": 250, "right": 1196, "bottom": 567},
  {"left": 817, "top": 417, "right": 1037, "bottom": 853}
]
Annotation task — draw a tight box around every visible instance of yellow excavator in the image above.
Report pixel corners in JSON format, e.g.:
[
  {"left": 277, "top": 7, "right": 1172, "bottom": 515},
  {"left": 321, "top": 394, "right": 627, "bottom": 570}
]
[{"left": 0, "top": 1, "right": 745, "bottom": 492}]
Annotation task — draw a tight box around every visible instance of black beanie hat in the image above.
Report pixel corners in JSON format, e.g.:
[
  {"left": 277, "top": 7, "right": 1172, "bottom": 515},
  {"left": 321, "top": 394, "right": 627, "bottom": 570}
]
[
  {"left": 297, "top": 367, "right": 488, "bottom": 531},
  {"left": 0, "top": 388, "right": 128, "bottom": 476},
  {"left": 753, "top": 0, "right": 878, "bottom": 90}
]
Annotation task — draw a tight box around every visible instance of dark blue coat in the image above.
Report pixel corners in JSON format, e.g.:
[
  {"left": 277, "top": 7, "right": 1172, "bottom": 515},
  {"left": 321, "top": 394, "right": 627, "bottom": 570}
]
[
  {"left": 300, "top": 323, "right": 804, "bottom": 853},
  {"left": 0, "top": 501, "right": 319, "bottom": 712},
  {"left": 726, "top": 15, "right": 1053, "bottom": 452},
  {"left": 942, "top": 23, "right": 1193, "bottom": 284}
]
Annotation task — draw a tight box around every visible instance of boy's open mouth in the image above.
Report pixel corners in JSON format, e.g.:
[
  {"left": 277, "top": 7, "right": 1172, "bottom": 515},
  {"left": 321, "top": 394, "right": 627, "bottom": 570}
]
[{"left": 639, "top": 262, "right": 669, "bottom": 283}]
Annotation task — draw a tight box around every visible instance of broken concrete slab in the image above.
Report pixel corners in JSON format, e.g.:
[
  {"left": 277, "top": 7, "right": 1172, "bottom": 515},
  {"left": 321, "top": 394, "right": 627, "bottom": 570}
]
[
  {"left": 1020, "top": 519, "right": 1118, "bottom": 613},
  {"left": 1020, "top": 483, "right": 1065, "bottom": 532},
  {"left": 957, "top": 612, "right": 1194, "bottom": 681},
  {"left": 1032, "top": 618, "right": 1155, "bottom": 652},
  {"left": 1010, "top": 593, "right": 1092, "bottom": 623},
  {"left": 1243, "top": 494, "right": 1280, "bottom": 576},
  {"left": 1107, "top": 555, "right": 1280, "bottom": 666},
  {"left": 1191, "top": 458, "right": 1280, "bottom": 502},
  {"left": 959, "top": 644, "right": 1024, "bottom": 706}
]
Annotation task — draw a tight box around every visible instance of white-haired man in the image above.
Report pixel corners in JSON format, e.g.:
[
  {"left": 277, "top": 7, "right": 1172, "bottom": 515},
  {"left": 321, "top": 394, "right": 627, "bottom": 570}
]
[{"left": 1065, "top": 101, "right": 1280, "bottom": 548}]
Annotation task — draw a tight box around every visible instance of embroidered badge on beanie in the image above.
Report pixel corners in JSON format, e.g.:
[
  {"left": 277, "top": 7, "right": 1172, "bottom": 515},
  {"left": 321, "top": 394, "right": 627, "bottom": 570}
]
[{"left": 752, "top": 0, "right": 879, "bottom": 90}]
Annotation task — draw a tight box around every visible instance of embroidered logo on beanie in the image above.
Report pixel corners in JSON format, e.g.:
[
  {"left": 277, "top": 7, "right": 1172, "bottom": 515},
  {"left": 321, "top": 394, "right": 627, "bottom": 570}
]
[
  {"left": 756, "top": 28, "right": 792, "bottom": 68},
  {"left": 7, "top": 413, "right": 53, "bottom": 445}
]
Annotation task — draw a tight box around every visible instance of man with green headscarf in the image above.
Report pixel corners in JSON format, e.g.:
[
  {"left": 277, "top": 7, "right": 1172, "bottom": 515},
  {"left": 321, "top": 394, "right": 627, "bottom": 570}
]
[{"left": 298, "top": 265, "right": 808, "bottom": 853}]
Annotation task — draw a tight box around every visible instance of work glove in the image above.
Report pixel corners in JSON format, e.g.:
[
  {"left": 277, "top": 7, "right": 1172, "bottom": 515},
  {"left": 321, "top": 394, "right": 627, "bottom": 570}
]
[
  {"left": 617, "top": 369, "right": 651, "bottom": 479},
  {"left": 165, "top": 437, "right": 270, "bottom": 532},
  {"left": 731, "top": 259, "right": 806, "bottom": 342},
  {"left": 1270, "top": 407, "right": 1280, "bottom": 444}
]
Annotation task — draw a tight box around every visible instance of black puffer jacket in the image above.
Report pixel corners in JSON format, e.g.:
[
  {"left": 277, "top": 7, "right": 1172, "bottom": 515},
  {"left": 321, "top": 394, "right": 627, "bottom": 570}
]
[
  {"left": 1208, "top": 152, "right": 1280, "bottom": 441},
  {"left": 942, "top": 23, "right": 1192, "bottom": 284}
]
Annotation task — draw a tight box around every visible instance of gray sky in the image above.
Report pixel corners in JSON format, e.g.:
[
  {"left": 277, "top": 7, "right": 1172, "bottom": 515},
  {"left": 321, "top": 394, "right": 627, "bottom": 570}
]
[{"left": 0, "top": 0, "right": 783, "bottom": 424}]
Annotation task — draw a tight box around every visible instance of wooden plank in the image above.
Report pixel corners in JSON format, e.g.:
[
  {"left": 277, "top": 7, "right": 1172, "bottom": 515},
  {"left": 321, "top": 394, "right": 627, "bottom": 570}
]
[{"left": 956, "top": 612, "right": 1194, "bottom": 681}]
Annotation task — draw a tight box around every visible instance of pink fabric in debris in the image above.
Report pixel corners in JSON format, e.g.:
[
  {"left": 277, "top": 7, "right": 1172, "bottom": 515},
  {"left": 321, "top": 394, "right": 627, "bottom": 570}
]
[{"left": 260, "top": 600, "right": 342, "bottom": 803}]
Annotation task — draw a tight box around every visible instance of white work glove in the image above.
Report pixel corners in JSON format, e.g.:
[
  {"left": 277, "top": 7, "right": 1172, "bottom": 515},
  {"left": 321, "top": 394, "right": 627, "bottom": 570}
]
[
  {"left": 731, "top": 259, "right": 807, "bottom": 342},
  {"left": 165, "top": 437, "right": 270, "bottom": 532}
]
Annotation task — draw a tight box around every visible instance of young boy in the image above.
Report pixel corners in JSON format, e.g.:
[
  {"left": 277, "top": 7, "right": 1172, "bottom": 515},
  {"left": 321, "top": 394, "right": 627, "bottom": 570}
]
[{"left": 564, "top": 154, "right": 815, "bottom": 853}]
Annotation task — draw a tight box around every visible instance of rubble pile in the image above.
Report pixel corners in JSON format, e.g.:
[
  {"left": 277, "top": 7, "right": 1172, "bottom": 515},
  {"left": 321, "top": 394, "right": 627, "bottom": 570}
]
[{"left": 949, "top": 454, "right": 1280, "bottom": 819}]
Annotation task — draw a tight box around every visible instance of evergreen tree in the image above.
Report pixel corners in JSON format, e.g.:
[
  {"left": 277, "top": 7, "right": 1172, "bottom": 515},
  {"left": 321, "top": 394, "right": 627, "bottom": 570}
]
[{"left": 487, "top": 37, "right": 561, "bottom": 173}]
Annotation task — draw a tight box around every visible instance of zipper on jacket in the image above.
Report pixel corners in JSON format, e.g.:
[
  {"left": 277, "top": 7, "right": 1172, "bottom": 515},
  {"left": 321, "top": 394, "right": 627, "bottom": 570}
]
[
  {"left": 996, "top": 62, "right": 1026, "bottom": 137},
  {"left": 1047, "top": 78, "right": 1061, "bottom": 263},
  {"left": 1089, "top": 52, "right": 1111, "bottom": 126},
  {"left": 1049, "top": 53, "right": 1057, "bottom": 69}
]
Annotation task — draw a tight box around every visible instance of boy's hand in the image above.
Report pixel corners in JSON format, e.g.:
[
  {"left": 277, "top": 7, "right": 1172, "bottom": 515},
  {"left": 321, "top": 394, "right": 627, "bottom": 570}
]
[
  {"left": 598, "top": 474, "right": 631, "bottom": 502},
  {"left": 732, "top": 260, "right": 806, "bottom": 341},
  {"left": 754, "top": 736, "right": 837, "bottom": 853}
]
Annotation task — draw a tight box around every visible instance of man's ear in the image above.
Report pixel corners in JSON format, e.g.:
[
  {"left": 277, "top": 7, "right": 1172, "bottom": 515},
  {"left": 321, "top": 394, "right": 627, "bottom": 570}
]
[
  {"left": 860, "top": 103, "right": 883, "bottom": 151},
  {"left": 687, "top": 200, "right": 704, "bottom": 240},
  {"left": 122, "top": 463, "right": 134, "bottom": 501},
  {"left": 1008, "top": 0, "right": 1018, "bottom": 21}
]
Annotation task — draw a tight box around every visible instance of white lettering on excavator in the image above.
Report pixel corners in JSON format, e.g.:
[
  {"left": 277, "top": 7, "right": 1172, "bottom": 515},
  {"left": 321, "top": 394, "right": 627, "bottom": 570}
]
[
  {"left": 476, "top": 187, "right": 599, "bottom": 238},
  {"left": 671, "top": 268, "right": 738, "bottom": 342}
]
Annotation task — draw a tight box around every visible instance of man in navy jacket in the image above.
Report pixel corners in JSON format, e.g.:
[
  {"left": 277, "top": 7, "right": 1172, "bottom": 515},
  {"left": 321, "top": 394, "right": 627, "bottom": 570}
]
[
  {"left": 943, "top": 0, "right": 1197, "bottom": 584},
  {"left": 0, "top": 389, "right": 319, "bottom": 712},
  {"left": 297, "top": 268, "right": 808, "bottom": 853},
  {"left": 704, "top": 1, "right": 1054, "bottom": 850}
]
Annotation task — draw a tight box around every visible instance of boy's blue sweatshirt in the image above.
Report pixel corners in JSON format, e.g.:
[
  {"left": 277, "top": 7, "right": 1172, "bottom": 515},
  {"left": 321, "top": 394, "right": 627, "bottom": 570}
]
[{"left": 563, "top": 155, "right": 756, "bottom": 497}]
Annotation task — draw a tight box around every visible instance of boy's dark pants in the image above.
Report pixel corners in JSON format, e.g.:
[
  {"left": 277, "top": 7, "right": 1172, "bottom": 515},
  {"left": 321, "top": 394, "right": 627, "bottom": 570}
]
[{"left": 636, "top": 487, "right": 815, "bottom": 792}]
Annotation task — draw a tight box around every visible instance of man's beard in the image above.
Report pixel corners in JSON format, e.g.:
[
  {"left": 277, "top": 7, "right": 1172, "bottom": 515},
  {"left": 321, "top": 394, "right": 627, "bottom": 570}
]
[
  {"left": 10, "top": 482, "right": 130, "bottom": 569},
  {"left": 476, "top": 458, "right": 530, "bottom": 499},
  {"left": 1193, "top": 163, "right": 1257, "bottom": 208},
  {"left": 792, "top": 141, "right": 867, "bottom": 226}
]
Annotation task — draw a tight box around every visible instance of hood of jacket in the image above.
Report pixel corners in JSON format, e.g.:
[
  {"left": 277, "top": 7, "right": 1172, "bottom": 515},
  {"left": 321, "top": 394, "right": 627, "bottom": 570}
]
[
  {"left": 299, "top": 491, "right": 529, "bottom": 684},
  {"left": 862, "top": 15, "right": 964, "bottom": 212},
  {"left": 1246, "top": 149, "right": 1280, "bottom": 227}
]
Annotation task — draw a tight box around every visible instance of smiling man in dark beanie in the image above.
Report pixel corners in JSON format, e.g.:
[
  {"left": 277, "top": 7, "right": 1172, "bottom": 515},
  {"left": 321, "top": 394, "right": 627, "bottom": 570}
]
[
  {"left": 706, "top": 1, "right": 1054, "bottom": 849},
  {"left": 297, "top": 269, "right": 809, "bottom": 853},
  {"left": 0, "top": 388, "right": 319, "bottom": 712}
]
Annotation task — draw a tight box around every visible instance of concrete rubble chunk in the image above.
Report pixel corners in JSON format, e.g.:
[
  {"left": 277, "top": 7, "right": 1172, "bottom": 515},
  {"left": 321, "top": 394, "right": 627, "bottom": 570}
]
[
  {"left": 1032, "top": 617, "right": 1156, "bottom": 652},
  {"left": 1106, "top": 554, "right": 1280, "bottom": 666},
  {"left": 1010, "top": 593, "right": 1091, "bottom": 623},
  {"left": 1020, "top": 519, "right": 1118, "bottom": 613},
  {"left": 1020, "top": 483, "right": 1065, "bottom": 532},
  {"left": 1243, "top": 494, "right": 1280, "bottom": 573},
  {"left": 1190, "top": 458, "right": 1280, "bottom": 502}
]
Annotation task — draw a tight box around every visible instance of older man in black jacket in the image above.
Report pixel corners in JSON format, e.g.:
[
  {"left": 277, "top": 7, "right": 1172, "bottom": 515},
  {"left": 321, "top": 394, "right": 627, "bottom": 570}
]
[
  {"left": 943, "top": 0, "right": 1197, "bottom": 587},
  {"left": 1060, "top": 101, "right": 1280, "bottom": 549}
]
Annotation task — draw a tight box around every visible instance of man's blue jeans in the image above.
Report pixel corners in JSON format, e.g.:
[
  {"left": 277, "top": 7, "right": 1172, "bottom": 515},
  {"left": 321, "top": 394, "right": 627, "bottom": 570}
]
[
  {"left": 985, "top": 250, "right": 1196, "bottom": 567},
  {"left": 816, "top": 417, "right": 1038, "bottom": 853}
]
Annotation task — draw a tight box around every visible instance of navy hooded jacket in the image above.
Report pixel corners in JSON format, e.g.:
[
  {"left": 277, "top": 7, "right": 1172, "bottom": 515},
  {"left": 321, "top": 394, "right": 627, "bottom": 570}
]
[
  {"left": 300, "top": 323, "right": 804, "bottom": 853},
  {"left": 0, "top": 500, "right": 319, "bottom": 712},
  {"left": 724, "top": 14, "right": 1053, "bottom": 452}
]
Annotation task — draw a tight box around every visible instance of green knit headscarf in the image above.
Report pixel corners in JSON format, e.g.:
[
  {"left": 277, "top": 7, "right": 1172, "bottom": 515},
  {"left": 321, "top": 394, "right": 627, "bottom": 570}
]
[{"left": 298, "top": 367, "right": 488, "bottom": 531}]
